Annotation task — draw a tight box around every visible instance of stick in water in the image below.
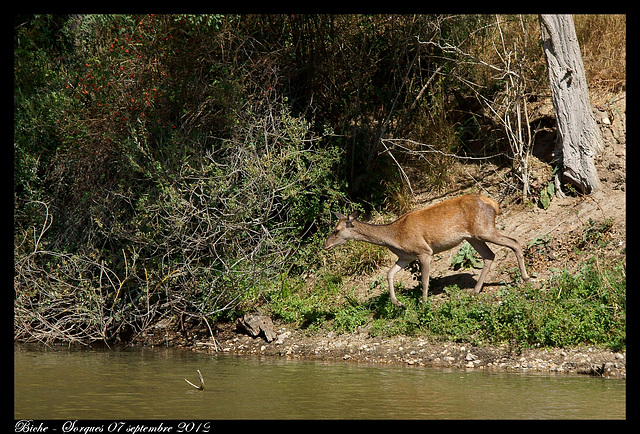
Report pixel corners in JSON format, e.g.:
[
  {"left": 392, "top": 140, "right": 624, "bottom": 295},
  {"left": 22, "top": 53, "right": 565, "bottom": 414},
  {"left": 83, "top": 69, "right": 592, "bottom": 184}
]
[{"left": 184, "top": 369, "right": 205, "bottom": 391}]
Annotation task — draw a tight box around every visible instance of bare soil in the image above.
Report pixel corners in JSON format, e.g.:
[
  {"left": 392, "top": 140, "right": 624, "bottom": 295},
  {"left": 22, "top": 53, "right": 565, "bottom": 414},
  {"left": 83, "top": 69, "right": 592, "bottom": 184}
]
[{"left": 137, "top": 93, "right": 626, "bottom": 379}]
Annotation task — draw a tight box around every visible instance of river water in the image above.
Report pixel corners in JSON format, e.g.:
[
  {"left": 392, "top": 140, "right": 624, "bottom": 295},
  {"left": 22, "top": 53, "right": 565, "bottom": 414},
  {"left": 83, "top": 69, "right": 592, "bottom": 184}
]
[{"left": 14, "top": 343, "right": 625, "bottom": 420}]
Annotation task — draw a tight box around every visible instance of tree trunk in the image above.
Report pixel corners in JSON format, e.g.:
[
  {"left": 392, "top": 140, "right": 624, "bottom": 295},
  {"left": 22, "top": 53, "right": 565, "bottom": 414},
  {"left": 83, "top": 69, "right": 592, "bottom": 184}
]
[{"left": 539, "top": 14, "right": 603, "bottom": 194}]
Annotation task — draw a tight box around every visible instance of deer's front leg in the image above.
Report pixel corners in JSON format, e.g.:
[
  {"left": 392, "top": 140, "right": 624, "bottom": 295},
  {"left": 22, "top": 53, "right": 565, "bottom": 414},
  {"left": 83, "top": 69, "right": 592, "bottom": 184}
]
[{"left": 387, "top": 258, "right": 410, "bottom": 308}]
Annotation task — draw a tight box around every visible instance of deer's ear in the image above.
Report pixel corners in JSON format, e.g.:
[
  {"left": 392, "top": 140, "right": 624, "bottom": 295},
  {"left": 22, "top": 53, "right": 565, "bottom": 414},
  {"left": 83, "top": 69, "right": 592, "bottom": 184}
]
[
  {"left": 332, "top": 211, "right": 347, "bottom": 220},
  {"left": 347, "top": 210, "right": 360, "bottom": 222}
]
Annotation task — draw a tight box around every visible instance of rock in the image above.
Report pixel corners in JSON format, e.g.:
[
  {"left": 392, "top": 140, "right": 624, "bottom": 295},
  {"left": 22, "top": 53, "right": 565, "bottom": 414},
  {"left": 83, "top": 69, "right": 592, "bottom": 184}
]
[
  {"left": 236, "top": 313, "right": 277, "bottom": 343},
  {"left": 275, "top": 331, "right": 292, "bottom": 345}
]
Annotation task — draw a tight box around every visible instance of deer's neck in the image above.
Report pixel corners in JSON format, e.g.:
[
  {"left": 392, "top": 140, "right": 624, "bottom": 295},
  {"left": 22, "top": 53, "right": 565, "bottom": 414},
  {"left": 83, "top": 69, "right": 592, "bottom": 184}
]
[{"left": 352, "top": 221, "right": 400, "bottom": 250}]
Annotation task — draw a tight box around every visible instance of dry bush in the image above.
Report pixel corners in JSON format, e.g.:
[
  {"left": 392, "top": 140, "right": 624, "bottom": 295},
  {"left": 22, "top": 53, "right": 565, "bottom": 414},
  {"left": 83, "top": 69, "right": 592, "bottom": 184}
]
[
  {"left": 393, "top": 15, "right": 542, "bottom": 199},
  {"left": 14, "top": 99, "right": 345, "bottom": 346}
]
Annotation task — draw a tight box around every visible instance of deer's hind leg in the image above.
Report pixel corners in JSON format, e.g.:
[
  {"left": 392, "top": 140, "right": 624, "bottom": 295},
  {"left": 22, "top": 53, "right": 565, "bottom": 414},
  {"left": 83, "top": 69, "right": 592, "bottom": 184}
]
[
  {"left": 467, "top": 238, "right": 495, "bottom": 294},
  {"left": 481, "top": 233, "right": 530, "bottom": 283}
]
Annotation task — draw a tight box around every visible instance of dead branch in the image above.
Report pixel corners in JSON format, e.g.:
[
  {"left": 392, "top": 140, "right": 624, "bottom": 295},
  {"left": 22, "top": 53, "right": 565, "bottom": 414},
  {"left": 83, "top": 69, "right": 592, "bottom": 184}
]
[{"left": 184, "top": 370, "right": 205, "bottom": 391}]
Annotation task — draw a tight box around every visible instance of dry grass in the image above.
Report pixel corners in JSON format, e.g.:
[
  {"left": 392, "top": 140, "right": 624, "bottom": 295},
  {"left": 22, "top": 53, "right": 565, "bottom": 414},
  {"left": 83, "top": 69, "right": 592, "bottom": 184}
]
[{"left": 574, "top": 14, "right": 626, "bottom": 100}]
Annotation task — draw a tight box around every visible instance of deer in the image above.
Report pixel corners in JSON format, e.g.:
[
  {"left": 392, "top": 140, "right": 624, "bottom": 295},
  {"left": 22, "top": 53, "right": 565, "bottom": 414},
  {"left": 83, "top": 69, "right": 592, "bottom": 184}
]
[{"left": 323, "top": 194, "right": 530, "bottom": 308}]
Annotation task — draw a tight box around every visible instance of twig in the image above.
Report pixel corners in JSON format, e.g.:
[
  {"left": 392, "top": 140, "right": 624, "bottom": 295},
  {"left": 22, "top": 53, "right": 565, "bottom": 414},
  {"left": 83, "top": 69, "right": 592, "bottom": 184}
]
[
  {"left": 418, "top": 15, "right": 534, "bottom": 201},
  {"left": 382, "top": 138, "right": 507, "bottom": 161},
  {"left": 184, "top": 369, "right": 205, "bottom": 391},
  {"left": 202, "top": 316, "right": 219, "bottom": 352},
  {"left": 379, "top": 139, "right": 415, "bottom": 196}
]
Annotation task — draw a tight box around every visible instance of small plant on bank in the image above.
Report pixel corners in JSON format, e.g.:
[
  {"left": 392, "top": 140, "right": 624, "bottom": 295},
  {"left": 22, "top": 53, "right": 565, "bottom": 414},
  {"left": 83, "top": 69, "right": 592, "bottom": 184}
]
[
  {"left": 450, "top": 241, "right": 483, "bottom": 270},
  {"left": 577, "top": 217, "right": 615, "bottom": 249}
]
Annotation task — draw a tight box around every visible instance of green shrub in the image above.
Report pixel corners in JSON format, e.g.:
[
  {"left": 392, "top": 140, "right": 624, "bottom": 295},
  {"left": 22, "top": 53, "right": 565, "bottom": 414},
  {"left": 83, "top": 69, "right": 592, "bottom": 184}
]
[{"left": 14, "top": 14, "right": 351, "bottom": 344}]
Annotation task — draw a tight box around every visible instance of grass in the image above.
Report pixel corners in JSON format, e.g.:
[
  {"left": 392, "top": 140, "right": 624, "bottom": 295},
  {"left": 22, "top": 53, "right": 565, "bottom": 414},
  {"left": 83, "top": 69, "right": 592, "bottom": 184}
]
[
  {"left": 264, "top": 257, "right": 625, "bottom": 352},
  {"left": 574, "top": 14, "right": 626, "bottom": 97}
]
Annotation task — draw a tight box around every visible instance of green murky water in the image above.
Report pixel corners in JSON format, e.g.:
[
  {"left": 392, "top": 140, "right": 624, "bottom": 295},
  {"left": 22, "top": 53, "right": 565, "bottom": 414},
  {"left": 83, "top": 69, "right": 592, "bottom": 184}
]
[{"left": 14, "top": 344, "right": 625, "bottom": 419}]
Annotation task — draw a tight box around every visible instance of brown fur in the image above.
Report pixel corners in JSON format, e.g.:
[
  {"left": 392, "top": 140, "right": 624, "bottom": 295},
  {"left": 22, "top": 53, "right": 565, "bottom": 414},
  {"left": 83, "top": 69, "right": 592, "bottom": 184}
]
[{"left": 324, "top": 194, "right": 530, "bottom": 308}]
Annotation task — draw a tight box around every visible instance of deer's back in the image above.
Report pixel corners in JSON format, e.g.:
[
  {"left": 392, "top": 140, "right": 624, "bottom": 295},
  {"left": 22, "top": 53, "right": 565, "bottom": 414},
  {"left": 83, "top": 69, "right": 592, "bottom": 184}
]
[{"left": 391, "top": 194, "right": 499, "bottom": 254}]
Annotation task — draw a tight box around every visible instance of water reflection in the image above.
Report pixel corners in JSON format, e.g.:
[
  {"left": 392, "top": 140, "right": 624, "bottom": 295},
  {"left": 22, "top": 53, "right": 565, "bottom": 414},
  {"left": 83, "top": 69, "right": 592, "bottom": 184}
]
[{"left": 14, "top": 344, "right": 625, "bottom": 419}]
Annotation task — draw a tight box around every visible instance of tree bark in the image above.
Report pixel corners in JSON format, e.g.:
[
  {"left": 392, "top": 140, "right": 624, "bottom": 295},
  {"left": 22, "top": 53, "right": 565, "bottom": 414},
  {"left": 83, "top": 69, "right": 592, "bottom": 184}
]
[{"left": 539, "top": 14, "right": 603, "bottom": 194}]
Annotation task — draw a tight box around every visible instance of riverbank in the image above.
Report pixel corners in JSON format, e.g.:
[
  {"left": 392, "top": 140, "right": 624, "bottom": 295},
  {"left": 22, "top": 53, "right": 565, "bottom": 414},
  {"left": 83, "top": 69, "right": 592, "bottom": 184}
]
[{"left": 138, "top": 319, "right": 626, "bottom": 379}]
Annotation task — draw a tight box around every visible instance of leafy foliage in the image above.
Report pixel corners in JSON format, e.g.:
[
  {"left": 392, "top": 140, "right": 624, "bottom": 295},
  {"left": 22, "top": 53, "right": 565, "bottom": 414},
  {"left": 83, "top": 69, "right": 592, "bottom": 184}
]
[
  {"left": 14, "top": 14, "right": 350, "bottom": 344},
  {"left": 450, "top": 241, "right": 483, "bottom": 270}
]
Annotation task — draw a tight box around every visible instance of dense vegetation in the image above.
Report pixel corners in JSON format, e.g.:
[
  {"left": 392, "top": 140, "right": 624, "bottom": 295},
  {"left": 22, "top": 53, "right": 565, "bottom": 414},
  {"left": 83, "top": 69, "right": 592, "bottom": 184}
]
[{"left": 14, "top": 14, "right": 625, "bottom": 349}]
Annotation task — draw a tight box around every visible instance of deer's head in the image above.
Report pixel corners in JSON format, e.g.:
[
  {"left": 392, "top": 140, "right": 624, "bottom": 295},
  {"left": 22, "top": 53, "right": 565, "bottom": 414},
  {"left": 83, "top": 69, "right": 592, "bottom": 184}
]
[{"left": 323, "top": 210, "right": 360, "bottom": 250}]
